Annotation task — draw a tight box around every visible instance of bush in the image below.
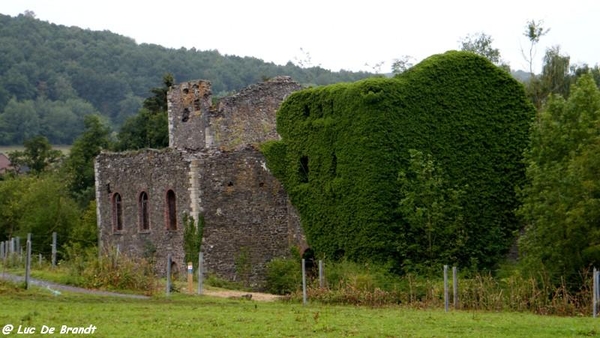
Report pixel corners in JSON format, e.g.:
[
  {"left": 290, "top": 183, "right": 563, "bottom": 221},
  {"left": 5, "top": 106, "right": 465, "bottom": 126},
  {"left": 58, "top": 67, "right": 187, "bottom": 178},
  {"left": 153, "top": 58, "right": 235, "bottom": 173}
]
[
  {"left": 265, "top": 257, "right": 301, "bottom": 295},
  {"left": 324, "top": 260, "right": 398, "bottom": 291}
]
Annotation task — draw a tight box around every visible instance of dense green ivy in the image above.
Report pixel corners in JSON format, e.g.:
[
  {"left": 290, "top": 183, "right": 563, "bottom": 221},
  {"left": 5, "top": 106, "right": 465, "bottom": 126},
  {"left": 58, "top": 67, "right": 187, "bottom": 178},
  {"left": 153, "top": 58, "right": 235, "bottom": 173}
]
[{"left": 263, "top": 51, "right": 535, "bottom": 272}]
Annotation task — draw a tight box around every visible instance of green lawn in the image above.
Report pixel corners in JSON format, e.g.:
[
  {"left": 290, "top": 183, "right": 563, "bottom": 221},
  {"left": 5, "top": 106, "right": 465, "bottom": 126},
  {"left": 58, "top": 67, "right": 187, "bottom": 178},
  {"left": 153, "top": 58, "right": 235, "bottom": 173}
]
[{"left": 0, "top": 282, "right": 598, "bottom": 337}]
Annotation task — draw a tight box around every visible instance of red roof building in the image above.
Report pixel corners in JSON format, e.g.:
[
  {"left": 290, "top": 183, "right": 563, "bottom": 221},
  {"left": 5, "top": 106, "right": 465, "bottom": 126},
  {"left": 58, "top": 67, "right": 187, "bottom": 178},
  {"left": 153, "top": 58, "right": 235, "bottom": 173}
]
[{"left": 0, "top": 153, "right": 12, "bottom": 174}]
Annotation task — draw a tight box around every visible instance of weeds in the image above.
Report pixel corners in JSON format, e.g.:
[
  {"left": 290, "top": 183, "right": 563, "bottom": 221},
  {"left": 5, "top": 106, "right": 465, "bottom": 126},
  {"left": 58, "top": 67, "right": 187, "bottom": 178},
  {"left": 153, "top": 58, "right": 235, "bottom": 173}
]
[
  {"left": 282, "top": 259, "right": 594, "bottom": 315},
  {"left": 62, "top": 244, "right": 155, "bottom": 295}
]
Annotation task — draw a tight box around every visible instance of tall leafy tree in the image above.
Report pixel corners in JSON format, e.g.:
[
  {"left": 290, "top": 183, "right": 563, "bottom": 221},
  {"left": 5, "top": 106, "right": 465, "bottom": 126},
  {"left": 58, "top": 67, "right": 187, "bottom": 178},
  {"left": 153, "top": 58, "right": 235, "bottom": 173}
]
[
  {"left": 397, "top": 150, "right": 466, "bottom": 273},
  {"left": 0, "top": 173, "right": 79, "bottom": 254},
  {"left": 458, "top": 32, "right": 502, "bottom": 66},
  {"left": 540, "top": 46, "right": 571, "bottom": 98},
  {"left": 519, "top": 74, "right": 600, "bottom": 285},
  {"left": 0, "top": 98, "right": 40, "bottom": 144},
  {"left": 522, "top": 19, "right": 550, "bottom": 76},
  {"left": 65, "top": 114, "right": 111, "bottom": 206},
  {"left": 114, "top": 74, "right": 172, "bottom": 151},
  {"left": 15, "top": 173, "right": 80, "bottom": 255},
  {"left": 8, "top": 135, "right": 63, "bottom": 174}
]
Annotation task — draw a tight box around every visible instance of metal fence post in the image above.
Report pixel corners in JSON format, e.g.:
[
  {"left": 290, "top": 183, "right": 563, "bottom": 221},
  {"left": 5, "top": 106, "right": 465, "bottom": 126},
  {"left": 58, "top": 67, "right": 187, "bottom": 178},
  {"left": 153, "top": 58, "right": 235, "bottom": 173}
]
[
  {"left": 318, "top": 260, "right": 324, "bottom": 288},
  {"left": 444, "top": 265, "right": 449, "bottom": 312},
  {"left": 594, "top": 268, "right": 598, "bottom": 318},
  {"left": 166, "top": 254, "right": 172, "bottom": 297},
  {"left": 302, "top": 258, "right": 307, "bottom": 305},
  {"left": 453, "top": 266, "right": 458, "bottom": 309},
  {"left": 52, "top": 232, "right": 57, "bottom": 268},
  {"left": 197, "top": 252, "right": 204, "bottom": 295},
  {"left": 25, "top": 234, "right": 31, "bottom": 290},
  {"left": 16, "top": 237, "right": 21, "bottom": 264}
]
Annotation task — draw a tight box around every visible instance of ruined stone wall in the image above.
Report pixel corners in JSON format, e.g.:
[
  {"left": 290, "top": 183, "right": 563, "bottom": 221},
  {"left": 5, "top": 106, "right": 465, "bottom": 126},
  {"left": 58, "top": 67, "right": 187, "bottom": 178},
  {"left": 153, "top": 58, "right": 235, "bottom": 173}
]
[
  {"left": 167, "top": 80, "right": 212, "bottom": 151},
  {"left": 96, "top": 77, "right": 306, "bottom": 286},
  {"left": 167, "top": 77, "right": 302, "bottom": 152},
  {"left": 208, "top": 77, "right": 302, "bottom": 150},
  {"left": 95, "top": 148, "right": 191, "bottom": 275},
  {"left": 195, "top": 146, "right": 304, "bottom": 287}
]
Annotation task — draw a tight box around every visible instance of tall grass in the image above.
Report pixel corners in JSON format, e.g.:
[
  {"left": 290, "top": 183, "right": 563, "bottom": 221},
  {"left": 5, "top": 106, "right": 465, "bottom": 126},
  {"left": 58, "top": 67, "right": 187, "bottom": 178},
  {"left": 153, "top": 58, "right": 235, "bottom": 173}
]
[
  {"left": 62, "top": 245, "right": 156, "bottom": 295},
  {"left": 280, "top": 259, "right": 593, "bottom": 316}
]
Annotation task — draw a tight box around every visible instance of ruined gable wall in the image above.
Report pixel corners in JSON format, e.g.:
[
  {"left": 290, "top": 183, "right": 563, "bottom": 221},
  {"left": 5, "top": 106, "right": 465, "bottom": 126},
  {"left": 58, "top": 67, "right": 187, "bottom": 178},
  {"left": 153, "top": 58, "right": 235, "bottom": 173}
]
[
  {"left": 208, "top": 76, "right": 303, "bottom": 150},
  {"left": 95, "top": 148, "right": 191, "bottom": 275},
  {"left": 196, "top": 146, "right": 304, "bottom": 287},
  {"left": 167, "top": 77, "right": 302, "bottom": 152}
]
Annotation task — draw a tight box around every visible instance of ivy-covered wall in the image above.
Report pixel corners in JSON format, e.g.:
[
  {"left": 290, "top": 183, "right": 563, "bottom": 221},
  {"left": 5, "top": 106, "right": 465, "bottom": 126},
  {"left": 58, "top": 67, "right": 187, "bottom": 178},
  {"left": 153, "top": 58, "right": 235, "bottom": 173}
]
[{"left": 263, "top": 51, "right": 535, "bottom": 271}]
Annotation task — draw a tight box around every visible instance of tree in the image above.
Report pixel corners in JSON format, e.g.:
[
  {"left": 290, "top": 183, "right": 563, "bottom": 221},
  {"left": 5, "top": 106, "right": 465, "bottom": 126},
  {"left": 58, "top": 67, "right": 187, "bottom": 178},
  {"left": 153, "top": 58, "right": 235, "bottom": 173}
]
[
  {"left": 522, "top": 19, "right": 550, "bottom": 76},
  {"left": 114, "top": 74, "right": 172, "bottom": 151},
  {"left": 68, "top": 200, "right": 98, "bottom": 248},
  {"left": 518, "top": 74, "right": 600, "bottom": 285},
  {"left": 9, "top": 135, "right": 62, "bottom": 174},
  {"left": 540, "top": 46, "right": 571, "bottom": 99},
  {"left": 0, "top": 98, "right": 40, "bottom": 144},
  {"left": 459, "top": 32, "right": 502, "bottom": 65},
  {"left": 142, "top": 73, "right": 173, "bottom": 113},
  {"left": 0, "top": 176, "right": 29, "bottom": 241},
  {"left": 527, "top": 46, "right": 572, "bottom": 110},
  {"left": 391, "top": 55, "right": 414, "bottom": 75},
  {"left": 0, "top": 173, "right": 79, "bottom": 254},
  {"left": 65, "top": 114, "right": 111, "bottom": 206},
  {"left": 15, "top": 173, "right": 80, "bottom": 256},
  {"left": 183, "top": 213, "right": 204, "bottom": 271},
  {"left": 397, "top": 150, "right": 466, "bottom": 273}
]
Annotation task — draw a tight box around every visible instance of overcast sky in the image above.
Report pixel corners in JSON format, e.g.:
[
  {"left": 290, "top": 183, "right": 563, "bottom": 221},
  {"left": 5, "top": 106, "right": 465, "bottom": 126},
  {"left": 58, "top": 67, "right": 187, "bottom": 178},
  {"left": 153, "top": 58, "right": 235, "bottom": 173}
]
[{"left": 1, "top": 0, "right": 599, "bottom": 73}]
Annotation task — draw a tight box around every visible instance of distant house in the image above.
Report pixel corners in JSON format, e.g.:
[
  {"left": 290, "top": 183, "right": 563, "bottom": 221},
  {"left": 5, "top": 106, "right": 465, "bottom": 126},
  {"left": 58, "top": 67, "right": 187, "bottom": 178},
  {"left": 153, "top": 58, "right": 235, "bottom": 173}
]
[{"left": 0, "top": 153, "right": 12, "bottom": 174}]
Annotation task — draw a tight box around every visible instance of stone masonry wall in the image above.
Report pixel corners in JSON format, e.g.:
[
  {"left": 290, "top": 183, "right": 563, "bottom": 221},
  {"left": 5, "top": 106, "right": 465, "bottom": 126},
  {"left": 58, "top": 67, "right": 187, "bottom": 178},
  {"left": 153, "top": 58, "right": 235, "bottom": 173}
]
[
  {"left": 195, "top": 146, "right": 304, "bottom": 287},
  {"left": 209, "top": 77, "right": 302, "bottom": 150},
  {"left": 95, "top": 148, "right": 191, "bottom": 276},
  {"left": 168, "top": 77, "right": 302, "bottom": 151},
  {"left": 96, "top": 77, "right": 306, "bottom": 286},
  {"left": 167, "top": 80, "right": 212, "bottom": 151}
]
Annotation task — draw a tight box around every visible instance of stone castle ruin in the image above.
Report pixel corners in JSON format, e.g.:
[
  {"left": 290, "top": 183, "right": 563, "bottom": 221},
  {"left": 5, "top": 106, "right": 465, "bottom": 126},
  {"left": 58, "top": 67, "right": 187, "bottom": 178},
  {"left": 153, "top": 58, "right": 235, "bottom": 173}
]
[{"left": 94, "top": 77, "right": 305, "bottom": 286}]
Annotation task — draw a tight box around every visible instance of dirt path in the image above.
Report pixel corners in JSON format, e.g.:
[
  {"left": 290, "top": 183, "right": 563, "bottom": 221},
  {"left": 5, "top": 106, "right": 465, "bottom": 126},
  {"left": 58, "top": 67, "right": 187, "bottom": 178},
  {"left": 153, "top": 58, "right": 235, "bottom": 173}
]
[
  {"left": 0, "top": 272, "right": 281, "bottom": 301},
  {"left": 202, "top": 289, "right": 282, "bottom": 302}
]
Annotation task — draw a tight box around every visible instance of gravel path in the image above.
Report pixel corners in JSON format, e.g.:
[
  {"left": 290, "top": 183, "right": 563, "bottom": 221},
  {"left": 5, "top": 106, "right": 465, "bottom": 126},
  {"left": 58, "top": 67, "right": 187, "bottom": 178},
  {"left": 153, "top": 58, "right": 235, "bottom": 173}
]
[
  {"left": 0, "top": 272, "right": 281, "bottom": 301},
  {"left": 0, "top": 272, "right": 149, "bottom": 299}
]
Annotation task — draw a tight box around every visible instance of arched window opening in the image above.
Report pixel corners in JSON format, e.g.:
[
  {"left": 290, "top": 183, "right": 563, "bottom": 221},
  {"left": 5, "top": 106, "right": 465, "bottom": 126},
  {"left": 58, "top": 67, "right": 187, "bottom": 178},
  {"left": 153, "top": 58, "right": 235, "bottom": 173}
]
[
  {"left": 112, "top": 193, "right": 123, "bottom": 232},
  {"left": 166, "top": 190, "right": 177, "bottom": 230},
  {"left": 139, "top": 191, "right": 149, "bottom": 231}
]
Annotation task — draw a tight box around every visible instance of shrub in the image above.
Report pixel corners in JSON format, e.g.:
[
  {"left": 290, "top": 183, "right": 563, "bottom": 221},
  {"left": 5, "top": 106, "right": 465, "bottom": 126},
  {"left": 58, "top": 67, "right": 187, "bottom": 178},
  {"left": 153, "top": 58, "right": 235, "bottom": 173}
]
[{"left": 265, "top": 257, "right": 301, "bottom": 295}]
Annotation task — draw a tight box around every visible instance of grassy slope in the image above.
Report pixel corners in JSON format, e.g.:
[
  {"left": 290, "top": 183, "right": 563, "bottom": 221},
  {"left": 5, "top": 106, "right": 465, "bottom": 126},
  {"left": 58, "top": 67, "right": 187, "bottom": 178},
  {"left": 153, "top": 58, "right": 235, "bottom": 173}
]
[{"left": 0, "top": 282, "right": 597, "bottom": 337}]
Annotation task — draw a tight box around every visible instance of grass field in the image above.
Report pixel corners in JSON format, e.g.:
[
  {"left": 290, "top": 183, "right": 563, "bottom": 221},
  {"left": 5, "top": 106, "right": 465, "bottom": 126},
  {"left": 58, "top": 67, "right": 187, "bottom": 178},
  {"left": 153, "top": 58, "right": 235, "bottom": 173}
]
[{"left": 0, "top": 280, "right": 598, "bottom": 337}]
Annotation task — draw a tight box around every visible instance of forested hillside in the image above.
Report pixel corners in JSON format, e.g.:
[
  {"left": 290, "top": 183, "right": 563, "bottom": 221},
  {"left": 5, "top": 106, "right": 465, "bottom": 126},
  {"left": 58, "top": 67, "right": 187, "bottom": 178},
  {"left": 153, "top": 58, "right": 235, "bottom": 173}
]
[{"left": 0, "top": 13, "right": 371, "bottom": 145}]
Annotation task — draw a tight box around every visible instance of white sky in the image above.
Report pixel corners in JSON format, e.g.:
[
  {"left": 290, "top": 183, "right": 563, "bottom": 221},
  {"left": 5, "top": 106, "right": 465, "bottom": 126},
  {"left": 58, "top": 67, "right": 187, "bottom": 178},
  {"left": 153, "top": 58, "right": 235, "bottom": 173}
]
[{"left": 1, "top": 0, "right": 599, "bottom": 73}]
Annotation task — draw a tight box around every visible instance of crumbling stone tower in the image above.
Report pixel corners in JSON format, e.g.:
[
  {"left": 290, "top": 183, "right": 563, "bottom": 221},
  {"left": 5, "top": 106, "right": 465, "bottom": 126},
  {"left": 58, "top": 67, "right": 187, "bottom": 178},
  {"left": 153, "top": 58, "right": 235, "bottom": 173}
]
[{"left": 95, "top": 77, "right": 305, "bottom": 287}]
